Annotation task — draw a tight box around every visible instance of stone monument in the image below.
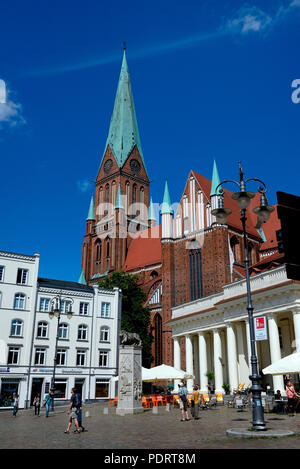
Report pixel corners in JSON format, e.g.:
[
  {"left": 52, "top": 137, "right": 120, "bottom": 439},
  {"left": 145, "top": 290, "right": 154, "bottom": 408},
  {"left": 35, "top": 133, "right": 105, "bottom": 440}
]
[{"left": 116, "top": 330, "right": 143, "bottom": 415}]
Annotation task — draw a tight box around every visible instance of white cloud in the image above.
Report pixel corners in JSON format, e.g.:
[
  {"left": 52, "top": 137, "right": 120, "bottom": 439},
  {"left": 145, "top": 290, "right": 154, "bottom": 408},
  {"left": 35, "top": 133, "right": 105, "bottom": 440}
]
[
  {"left": 77, "top": 179, "right": 92, "bottom": 193},
  {"left": 0, "top": 82, "right": 25, "bottom": 130},
  {"left": 226, "top": 6, "right": 272, "bottom": 34},
  {"left": 225, "top": 1, "right": 300, "bottom": 36}
]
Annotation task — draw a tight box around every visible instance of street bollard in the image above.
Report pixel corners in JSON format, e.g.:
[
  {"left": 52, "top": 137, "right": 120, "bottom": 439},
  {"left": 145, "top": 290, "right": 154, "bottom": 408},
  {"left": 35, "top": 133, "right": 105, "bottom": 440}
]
[
  {"left": 152, "top": 406, "right": 158, "bottom": 414},
  {"left": 165, "top": 403, "right": 170, "bottom": 412},
  {"left": 85, "top": 411, "right": 90, "bottom": 418},
  {"left": 103, "top": 407, "right": 108, "bottom": 414}
]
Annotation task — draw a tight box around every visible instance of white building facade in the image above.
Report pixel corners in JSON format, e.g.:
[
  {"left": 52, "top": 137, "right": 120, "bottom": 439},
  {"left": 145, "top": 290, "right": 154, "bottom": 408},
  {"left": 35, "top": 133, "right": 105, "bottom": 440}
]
[
  {"left": 169, "top": 265, "right": 300, "bottom": 395},
  {"left": 0, "top": 250, "right": 122, "bottom": 409}
]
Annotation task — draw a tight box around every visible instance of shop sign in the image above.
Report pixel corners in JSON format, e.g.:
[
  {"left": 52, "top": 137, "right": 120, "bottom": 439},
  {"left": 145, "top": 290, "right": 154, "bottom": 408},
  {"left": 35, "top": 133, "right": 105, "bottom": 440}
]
[
  {"left": 0, "top": 367, "right": 10, "bottom": 373},
  {"left": 32, "top": 368, "right": 54, "bottom": 373},
  {"left": 61, "top": 369, "right": 83, "bottom": 374},
  {"left": 254, "top": 316, "right": 268, "bottom": 341}
]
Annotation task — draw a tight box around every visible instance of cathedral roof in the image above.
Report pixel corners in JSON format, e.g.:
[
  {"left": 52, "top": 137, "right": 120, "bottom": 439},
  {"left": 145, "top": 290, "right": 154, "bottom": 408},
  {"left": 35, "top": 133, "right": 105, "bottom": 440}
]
[
  {"left": 86, "top": 195, "right": 95, "bottom": 221},
  {"left": 100, "top": 50, "right": 147, "bottom": 174},
  {"left": 124, "top": 225, "right": 162, "bottom": 271},
  {"left": 160, "top": 180, "right": 173, "bottom": 214},
  {"left": 210, "top": 159, "right": 222, "bottom": 196}
]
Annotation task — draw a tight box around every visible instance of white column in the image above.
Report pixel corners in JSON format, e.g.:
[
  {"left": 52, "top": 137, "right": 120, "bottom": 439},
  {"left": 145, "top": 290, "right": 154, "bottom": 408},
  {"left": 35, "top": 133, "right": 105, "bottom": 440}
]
[
  {"left": 213, "top": 329, "right": 223, "bottom": 394},
  {"left": 236, "top": 322, "right": 250, "bottom": 387},
  {"left": 185, "top": 334, "right": 194, "bottom": 392},
  {"left": 173, "top": 337, "right": 181, "bottom": 393},
  {"left": 267, "top": 314, "right": 284, "bottom": 393},
  {"left": 198, "top": 332, "right": 208, "bottom": 393},
  {"left": 245, "top": 318, "right": 259, "bottom": 372},
  {"left": 292, "top": 309, "right": 300, "bottom": 353},
  {"left": 226, "top": 323, "right": 239, "bottom": 392}
]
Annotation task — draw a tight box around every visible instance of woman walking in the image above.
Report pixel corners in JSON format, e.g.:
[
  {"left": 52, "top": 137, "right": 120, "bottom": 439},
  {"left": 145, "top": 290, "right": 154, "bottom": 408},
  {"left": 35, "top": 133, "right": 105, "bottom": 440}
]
[{"left": 33, "top": 393, "right": 41, "bottom": 416}]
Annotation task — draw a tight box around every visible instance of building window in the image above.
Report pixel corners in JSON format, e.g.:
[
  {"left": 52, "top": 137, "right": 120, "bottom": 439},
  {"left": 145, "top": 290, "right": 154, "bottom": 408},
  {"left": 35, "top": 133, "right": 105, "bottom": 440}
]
[
  {"left": 39, "top": 298, "right": 50, "bottom": 312},
  {"left": 60, "top": 300, "right": 72, "bottom": 314},
  {"left": 189, "top": 249, "right": 203, "bottom": 301},
  {"left": 58, "top": 323, "right": 69, "bottom": 340},
  {"left": 95, "top": 379, "right": 109, "bottom": 398},
  {"left": 100, "top": 326, "right": 110, "bottom": 342},
  {"left": 56, "top": 348, "right": 67, "bottom": 366},
  {"left": 79, "top": 302, "right": 89, "bottom": 315},
  {"left": 78, "top": 324, "right": 88, "bottom": 341},
  {"left": 154, "top": 313, "right": 163, "bottom": 366},
  {"left": 34, "top": 348, "right": 46, "bottom": 365},
  {"left": 106, "top": 237, "right": 110, "bottom": 258},
  {"left": 8, "top": 347, "right": 20, "bottom": 365},
  {"left": 37, "top": 321, "right": 48, "bottom": 338},
  {"left": 13, "top": 293, "right": 26, "bottom": 310},
  {"left": 16, "top": 268, "right": 28, "bottom": 285},
  {"left": 100, "top": 302, "right": 110, "bottom": 318},
  {"left": 0, "top": 266, "right": 4, "bottom": 282},
  {"left": 76, "top": 349, "right": 86, "bottom": 366},
  {"left": 99, "top": 350, "right": 109, "bottom": 367},
  {"left": 132, "top": 183, "right": 137, "bottom": 207},
  {"left": 10, "top": 319, "right": 23, "bottom": 337},
  {"left": 96, "top": 240, "right": 102, "bottom": 261},
  {"left": 53, "top": 380, "right": 67, "bottom": 399}
]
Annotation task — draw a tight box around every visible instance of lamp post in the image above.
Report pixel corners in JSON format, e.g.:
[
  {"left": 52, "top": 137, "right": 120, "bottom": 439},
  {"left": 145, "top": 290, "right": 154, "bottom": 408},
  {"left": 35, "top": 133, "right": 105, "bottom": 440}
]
[
  {"left": 211, "top": 162, "right": 274, "bottom": 431},
  {"left": 49, "top": 295, "right": 74, "bottom": 410}
]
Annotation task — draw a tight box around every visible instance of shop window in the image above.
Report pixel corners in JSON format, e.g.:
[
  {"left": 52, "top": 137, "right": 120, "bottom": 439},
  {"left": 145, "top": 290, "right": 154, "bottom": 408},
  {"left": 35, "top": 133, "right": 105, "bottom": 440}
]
[{"left": 95, "top": 379, "right": 109, "bottom": 398}]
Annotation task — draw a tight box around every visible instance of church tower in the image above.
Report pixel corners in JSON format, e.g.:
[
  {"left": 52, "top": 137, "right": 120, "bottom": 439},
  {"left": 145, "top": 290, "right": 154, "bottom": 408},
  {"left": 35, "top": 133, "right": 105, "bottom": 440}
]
[{"left": 81, "top": 49, "right": 150, "bottom": 284}]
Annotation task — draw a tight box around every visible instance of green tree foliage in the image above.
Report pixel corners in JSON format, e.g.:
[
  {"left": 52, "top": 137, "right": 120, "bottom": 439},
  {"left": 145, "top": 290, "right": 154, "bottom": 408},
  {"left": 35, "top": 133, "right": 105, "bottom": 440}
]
[{"left": 98, "top": 270, "right": 153, "bottom": 367}]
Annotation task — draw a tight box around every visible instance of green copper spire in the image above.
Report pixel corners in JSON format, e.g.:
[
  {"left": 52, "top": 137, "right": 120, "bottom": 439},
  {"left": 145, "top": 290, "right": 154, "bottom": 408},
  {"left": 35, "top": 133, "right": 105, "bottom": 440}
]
[
  {"left": 100, "top": 50, "right": 147, "bottom": 174},
  {"left": 161, "top": 180, "right": 173, "bottom": 215},
  {"left": 148, "top": 196, "right": 156, "bottom": 221},
  {"left": 87, "top": 195, "right": 95, "bottom": 221},
  {"left": 210, "top": 159, "right": 222, "bottom": 196},
  {"left": 114, "top": 183, "right": 124, "bottom": 209},
  {"left": 78, "top": 270, "right": 87, "bottom": 285}
]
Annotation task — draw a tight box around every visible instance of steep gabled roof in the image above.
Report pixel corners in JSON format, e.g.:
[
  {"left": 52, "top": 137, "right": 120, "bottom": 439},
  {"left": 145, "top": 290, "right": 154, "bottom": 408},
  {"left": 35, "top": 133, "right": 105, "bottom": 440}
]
[{"left": 99, "top": 50, "right": 147, "bottom": 174}]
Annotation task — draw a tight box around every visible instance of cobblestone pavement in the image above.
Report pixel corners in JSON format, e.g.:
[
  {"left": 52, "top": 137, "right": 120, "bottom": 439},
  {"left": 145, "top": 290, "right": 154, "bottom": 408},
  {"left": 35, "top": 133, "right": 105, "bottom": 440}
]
[{"left": 1, "top": 402, "right": 300, "bottom": 450}]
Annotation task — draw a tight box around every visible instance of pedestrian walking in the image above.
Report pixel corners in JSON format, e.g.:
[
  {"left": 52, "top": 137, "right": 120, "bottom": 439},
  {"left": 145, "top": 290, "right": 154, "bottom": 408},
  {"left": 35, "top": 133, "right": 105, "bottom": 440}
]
[
  {"left": 75, "top": 392, "right": 85, "bottom": 432},
  {"left": 285, "top": 380, "right": 300, "bottom": 416},
  {"left": 191, "top": 385, "right": 200, "bottom": 420},
  {"left": 43, "top": 391, "right": 51, "bottom": 417},
  {"left": 33, "top": 393, "right": 40, "bottom": 416},
  {"left": 64, "top": 388, "right": 81, "bottom": 434},
  {"left": 12, "top": 394, "right": 19, "bottom": 417},
  {"left": 178, "top": 381, "right": 190, "bottom": 422}
]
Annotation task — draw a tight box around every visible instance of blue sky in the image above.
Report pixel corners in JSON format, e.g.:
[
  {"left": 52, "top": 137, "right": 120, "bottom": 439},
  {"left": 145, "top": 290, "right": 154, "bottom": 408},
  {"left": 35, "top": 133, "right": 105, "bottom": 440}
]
[{"left": 0, "top": 0, "right": 299, "bottom": 281}]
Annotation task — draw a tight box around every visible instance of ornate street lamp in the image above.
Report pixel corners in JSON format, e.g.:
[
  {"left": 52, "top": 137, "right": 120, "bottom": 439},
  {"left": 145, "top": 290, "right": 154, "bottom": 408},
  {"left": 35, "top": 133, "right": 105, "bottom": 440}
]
[
  {"left": 49, "top": 294, "right": 74, "bottom": 410},
  {"left": 211, "top": 162, "right": 274, "bottom": 431}
]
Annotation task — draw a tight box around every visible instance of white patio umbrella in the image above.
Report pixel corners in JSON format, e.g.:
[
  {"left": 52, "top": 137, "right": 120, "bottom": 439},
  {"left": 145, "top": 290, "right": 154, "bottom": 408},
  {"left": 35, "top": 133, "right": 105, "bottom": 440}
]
[
  {"left": 142, "top": 364, "right": 193, "bottom": 382},
  {"left": 262, "top": 351, "right": 300, "bottom": 376}
]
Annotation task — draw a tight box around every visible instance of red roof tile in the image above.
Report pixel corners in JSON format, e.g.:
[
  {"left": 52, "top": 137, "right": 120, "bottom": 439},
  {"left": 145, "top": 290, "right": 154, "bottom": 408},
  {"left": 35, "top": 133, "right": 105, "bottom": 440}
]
[{"left": 124, "top": 225, "right": 162, "bottom": 271}]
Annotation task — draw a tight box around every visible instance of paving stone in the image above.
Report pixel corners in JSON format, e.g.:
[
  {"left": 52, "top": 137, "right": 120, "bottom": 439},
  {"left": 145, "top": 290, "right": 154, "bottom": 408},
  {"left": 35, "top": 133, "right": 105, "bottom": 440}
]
[{"left": 1, "top": 403, "right": 300, "bottom": 449}]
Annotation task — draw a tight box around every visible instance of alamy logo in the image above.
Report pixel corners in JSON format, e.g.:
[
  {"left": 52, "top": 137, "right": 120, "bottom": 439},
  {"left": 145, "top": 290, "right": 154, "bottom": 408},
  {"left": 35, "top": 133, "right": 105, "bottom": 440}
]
[
  {"left": 0, "top": 79, "right": 6, "bottom": 104},
  {"left": 291, "top": 79, "right": 300, "bottom": 103}
]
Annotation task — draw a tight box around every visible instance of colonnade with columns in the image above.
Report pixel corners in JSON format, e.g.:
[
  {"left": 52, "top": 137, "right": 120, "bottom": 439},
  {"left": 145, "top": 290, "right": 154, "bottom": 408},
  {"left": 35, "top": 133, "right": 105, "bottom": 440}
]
[{"left": 173, "top": 308, "right": 300, "bottom": 394}]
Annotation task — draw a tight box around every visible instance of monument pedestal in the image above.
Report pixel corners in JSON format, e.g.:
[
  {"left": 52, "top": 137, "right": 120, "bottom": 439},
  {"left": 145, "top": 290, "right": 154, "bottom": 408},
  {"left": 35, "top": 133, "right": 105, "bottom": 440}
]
[{"left": 116, "top": 345, "right": 143, "bottom": 415}]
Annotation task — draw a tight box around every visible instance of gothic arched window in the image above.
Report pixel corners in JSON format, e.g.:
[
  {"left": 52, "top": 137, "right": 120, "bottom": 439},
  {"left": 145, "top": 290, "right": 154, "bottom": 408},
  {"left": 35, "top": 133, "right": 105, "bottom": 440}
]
[
  {"left": 154, "top": 313, "right": 163, "bottom": 366},
  {"left": 189, "top": 249, "right": 203, "bottom": 301}
]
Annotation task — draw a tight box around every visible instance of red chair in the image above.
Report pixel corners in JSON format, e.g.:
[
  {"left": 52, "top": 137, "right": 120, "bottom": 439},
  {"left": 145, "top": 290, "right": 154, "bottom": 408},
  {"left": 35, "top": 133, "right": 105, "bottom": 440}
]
[
  {"left": 113, "top": 397, "right": 118, "bottom": 406},
  {"left": 142, "top": 396, "right": 151, "bottom": 408},
  {"left": 151, "top": 396, "right": 158, "bottom": 407},
  {"left": 156, "top": 396, "right": 164, "bottom": 406}
]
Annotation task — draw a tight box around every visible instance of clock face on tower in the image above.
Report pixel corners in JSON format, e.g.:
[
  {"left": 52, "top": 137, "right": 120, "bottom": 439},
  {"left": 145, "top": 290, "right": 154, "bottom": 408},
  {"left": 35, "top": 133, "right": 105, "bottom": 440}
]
[
  {"left": 130, "top": 159, "right": 141, "bottom": 174},
  {"left": 104, "top": 159, "right": 113, "bottom": 174}
]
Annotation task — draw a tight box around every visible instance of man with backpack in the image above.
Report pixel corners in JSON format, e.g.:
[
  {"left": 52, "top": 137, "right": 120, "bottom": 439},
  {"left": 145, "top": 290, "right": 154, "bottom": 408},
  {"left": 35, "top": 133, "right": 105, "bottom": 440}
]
[
  {"left": 178, "top": 381, "right": 190, "bottom": 421},
  {"left": 75, "top": 391, "right": 85, "bottom": 433},
  {"left": 64, "top": 388, "right": 81, "bottom": 434}
]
